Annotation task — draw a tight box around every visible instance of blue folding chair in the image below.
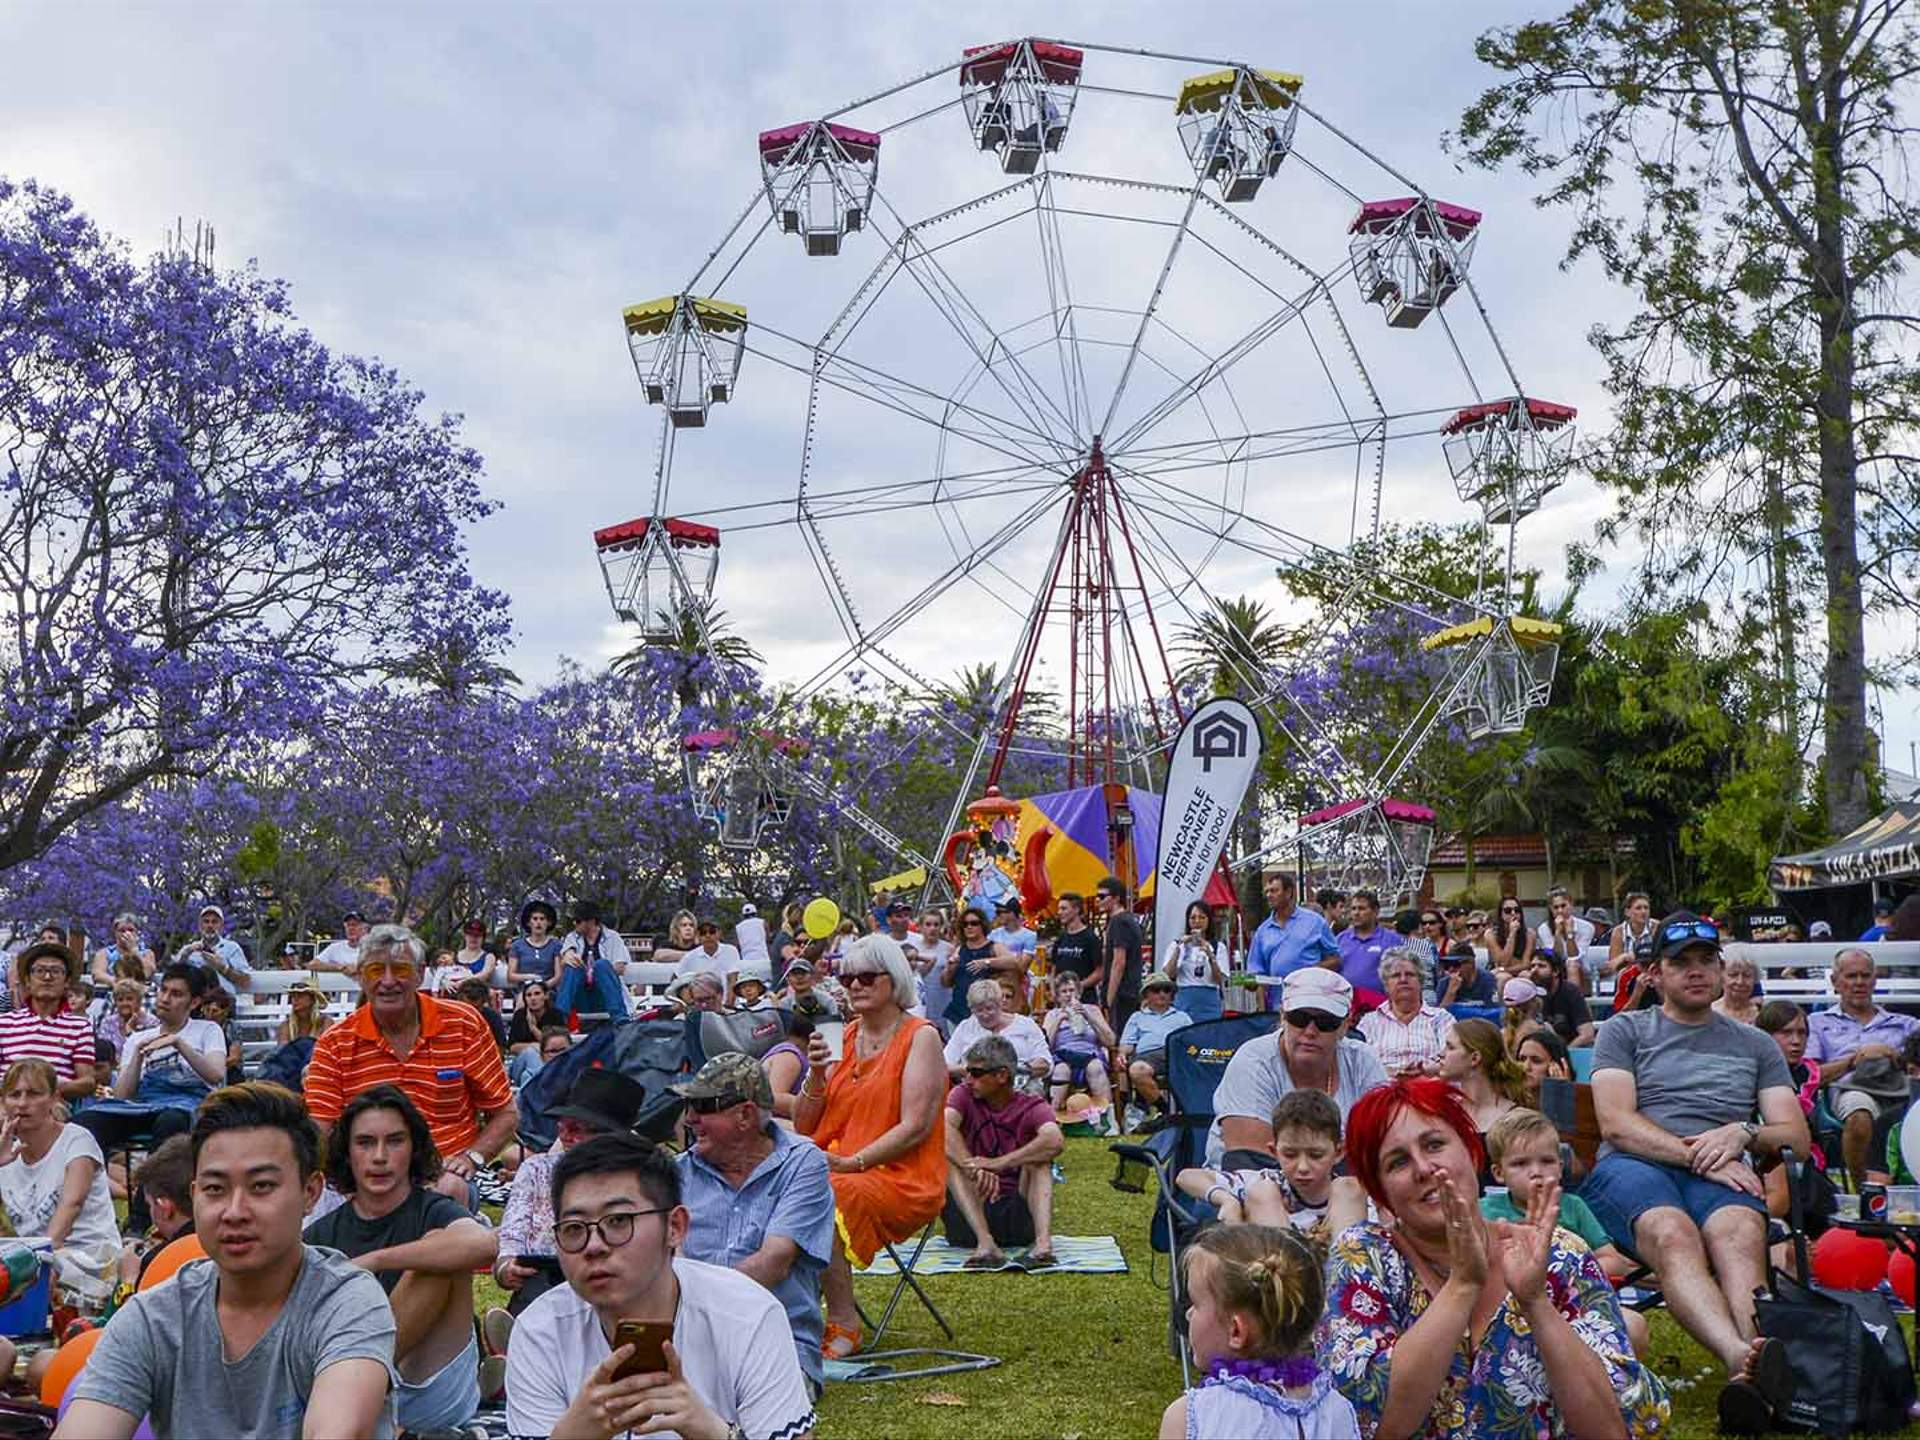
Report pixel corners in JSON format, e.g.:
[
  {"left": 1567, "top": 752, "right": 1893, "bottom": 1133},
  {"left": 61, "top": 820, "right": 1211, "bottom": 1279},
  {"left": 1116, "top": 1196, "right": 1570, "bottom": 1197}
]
[{"left": 1109, "top": 1011, "right": 1279, "bottom": 1381}]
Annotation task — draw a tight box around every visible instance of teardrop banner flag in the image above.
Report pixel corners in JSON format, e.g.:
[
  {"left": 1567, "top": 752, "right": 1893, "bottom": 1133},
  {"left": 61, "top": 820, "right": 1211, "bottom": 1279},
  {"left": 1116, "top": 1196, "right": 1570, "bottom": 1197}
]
[{"left": 1152, "top": 698, "right": 1265, "bottom": 959}]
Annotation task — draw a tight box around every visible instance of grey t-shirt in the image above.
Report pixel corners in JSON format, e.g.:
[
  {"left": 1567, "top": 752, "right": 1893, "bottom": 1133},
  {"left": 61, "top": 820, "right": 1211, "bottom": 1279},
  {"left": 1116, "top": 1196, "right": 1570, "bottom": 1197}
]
[
  {"left": 1590, "top": 1007, "right": 1793, "bottom": 1160},
  {"left": 1206, "top": 1034, "right": 1389, "bottom": 1166},
  {"left": 72, "top": 1244, "right": 397, "bottom": 1438}
]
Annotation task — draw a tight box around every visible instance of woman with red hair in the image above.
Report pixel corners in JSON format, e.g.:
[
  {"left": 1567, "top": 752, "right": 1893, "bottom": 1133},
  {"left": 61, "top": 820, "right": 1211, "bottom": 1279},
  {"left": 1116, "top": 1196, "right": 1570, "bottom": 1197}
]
[{"left": 1320, "top": 1079, "right": 1668, "bottom": 1439}]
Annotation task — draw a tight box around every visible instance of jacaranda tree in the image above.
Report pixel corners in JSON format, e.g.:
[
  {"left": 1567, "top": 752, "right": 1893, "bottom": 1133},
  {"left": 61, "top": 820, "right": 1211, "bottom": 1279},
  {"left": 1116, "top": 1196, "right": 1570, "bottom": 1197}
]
[{"left": 0, "top": 178, "right": 501, "bottom": 871}]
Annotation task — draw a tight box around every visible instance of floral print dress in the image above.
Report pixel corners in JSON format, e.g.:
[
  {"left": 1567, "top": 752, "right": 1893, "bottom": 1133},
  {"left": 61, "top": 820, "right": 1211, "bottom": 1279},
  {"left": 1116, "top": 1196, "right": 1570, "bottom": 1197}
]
[{"left": 1319, "top": 1221, "right": 1669, "bottom": 1439}]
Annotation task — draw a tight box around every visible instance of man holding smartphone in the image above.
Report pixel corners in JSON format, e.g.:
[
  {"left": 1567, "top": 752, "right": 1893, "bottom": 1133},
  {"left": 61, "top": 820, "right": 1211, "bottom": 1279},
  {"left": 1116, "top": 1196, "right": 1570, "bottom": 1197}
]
[{"left": 504, "top": 1132, "right": 813, "bottom": 1440}]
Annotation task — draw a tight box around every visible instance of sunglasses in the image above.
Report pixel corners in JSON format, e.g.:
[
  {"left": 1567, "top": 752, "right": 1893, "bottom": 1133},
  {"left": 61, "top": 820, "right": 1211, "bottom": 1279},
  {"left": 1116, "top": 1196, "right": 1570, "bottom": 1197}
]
[
  {"left": 359, "top": 959, "right": 418, "bottom": 980},
  {"left": 1662, "top": 921, "right": 1720, "bottom": 945},
  {"left": 842, "top": 969, "right": 884, "bottom": 985},
  {"left": 1284, "top": 1009, "right": 1343, "bottom": 1032},
  {"left": 688, "top": 1094, "right": 745, "bottom": 1114},
  {"left": 1421, "top": 917, "right": 1444, "bottom": 927},
  {"left": 965, "top": 1066, "right": 1005, "bottom": 1078}
]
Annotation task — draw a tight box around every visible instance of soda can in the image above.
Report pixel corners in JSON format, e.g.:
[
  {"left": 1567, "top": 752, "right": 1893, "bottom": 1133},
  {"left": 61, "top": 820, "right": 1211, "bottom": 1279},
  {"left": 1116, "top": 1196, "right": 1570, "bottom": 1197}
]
[{"left": 1863, "top": 1182, "right": 1889, "bottom": 1222}]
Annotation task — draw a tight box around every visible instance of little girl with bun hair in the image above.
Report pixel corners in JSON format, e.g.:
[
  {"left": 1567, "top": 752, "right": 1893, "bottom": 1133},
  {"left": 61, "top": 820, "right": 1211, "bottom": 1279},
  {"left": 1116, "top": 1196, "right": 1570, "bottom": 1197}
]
[{"left": 1159, "top": 1223, "right": 1359, "bottom": 1439}]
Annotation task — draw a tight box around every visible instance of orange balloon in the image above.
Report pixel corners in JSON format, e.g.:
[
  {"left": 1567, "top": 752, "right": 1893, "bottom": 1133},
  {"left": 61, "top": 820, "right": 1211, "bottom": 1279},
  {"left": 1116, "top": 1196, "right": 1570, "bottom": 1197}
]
[
  {"left": 137, "top": 1233, "right": 207, "bottom": 1292},
  {"left": 39, "top": 1325, "right": 101, "bottom": 1407}
]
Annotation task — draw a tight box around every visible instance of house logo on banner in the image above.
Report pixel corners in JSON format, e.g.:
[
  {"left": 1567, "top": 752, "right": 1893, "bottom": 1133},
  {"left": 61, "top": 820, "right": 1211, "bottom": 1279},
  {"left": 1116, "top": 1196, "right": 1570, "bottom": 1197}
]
[
  {"left": 1153, "top": 698, "right": 1265, "bottom": 955},
  {"left": 1190, "top": 711, "right": 1250, "bottom": 772}
]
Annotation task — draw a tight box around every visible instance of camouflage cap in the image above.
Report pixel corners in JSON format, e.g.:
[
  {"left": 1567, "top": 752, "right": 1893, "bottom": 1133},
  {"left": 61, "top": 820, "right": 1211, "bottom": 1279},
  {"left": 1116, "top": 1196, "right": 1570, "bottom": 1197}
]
[{"left": 671, "top": 1050, "right": 774, "bottom": 1110}]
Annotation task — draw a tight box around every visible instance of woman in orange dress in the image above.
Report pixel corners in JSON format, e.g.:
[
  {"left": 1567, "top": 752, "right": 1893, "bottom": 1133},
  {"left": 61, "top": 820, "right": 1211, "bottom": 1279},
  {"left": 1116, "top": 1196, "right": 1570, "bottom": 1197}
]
[{"left": 794, "top": 932, "right": 947, "bottom": 1358}]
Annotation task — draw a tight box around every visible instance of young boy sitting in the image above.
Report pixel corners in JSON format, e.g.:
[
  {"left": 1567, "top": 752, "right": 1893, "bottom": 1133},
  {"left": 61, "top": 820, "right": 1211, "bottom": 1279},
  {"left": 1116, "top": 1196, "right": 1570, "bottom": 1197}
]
[
  {"left": 1175, "top": 1090, "right": 1366, "bottom": 1240},
  {"left": 1482, "top": 1107, "right": 1649, "bottom": 1355}
]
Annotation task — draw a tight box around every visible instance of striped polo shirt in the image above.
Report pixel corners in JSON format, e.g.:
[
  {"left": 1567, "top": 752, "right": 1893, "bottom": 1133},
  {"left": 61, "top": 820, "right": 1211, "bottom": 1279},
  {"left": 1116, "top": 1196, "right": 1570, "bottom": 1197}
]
[
  {"left": 304, "top": 993, "right": 513, "bottom": 1156},
  {"left": 0, "top": 1007, "right": 94, "bottom": 1079}
]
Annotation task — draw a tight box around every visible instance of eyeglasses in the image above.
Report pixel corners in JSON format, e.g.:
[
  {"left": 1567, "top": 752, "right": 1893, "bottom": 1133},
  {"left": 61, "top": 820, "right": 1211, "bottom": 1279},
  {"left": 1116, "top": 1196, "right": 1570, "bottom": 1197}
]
[
  {"left": 842, "top": 969, "right": 884, "bottom": 985},
  {"left": 687, "top": 1094, "right": 745, "bottom": 1115},
  {"left": 553, "top": 1208, "right": 669, "bottom": 1253},
  {"left": 360, "top": 960, "right": 417, "bottom": 982},
  {"left": 1284, "top": 1009, "right": 1343, "bottom": 1033},
  {"left": 27, "top": 966, "right": 68, "bottom": 980}
]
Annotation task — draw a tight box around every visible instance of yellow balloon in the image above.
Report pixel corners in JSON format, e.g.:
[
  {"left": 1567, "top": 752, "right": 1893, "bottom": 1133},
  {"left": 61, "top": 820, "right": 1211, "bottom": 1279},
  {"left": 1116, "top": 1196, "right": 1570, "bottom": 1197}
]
[{"left": 803, "top": 898, "right": 841, "bottom": 939}]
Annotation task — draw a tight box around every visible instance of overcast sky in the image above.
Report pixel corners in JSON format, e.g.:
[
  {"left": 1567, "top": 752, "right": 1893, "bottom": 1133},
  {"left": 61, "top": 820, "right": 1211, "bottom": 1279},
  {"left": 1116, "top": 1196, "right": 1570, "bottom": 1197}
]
[{"left": 5, "top": 0, "right": 1914, "bottom": 782}]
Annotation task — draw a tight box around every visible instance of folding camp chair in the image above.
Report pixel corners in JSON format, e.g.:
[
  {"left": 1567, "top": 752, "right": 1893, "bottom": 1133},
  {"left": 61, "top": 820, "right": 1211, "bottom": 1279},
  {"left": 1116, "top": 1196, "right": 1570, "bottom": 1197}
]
[
  {"left": 841, "top": 1221, "right": 998, "bottom": 1383},
  {"left": 1109, "top": 1011, "right": 1279, "bottom": 1383}
]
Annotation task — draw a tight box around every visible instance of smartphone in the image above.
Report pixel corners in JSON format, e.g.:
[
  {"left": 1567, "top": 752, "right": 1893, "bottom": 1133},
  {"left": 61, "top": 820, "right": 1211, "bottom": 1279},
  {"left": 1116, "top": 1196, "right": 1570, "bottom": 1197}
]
[
  {"left": 611, "top": 1318, "right": 673, "bottom": 1379},
  {"left": 815, "top": 1019, "right": 846, "bottom": 1063}
]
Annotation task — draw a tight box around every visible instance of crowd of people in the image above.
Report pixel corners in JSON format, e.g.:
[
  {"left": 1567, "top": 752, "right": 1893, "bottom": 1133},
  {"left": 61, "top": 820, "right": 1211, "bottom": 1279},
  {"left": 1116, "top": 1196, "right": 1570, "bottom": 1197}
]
[{"left": 0, "top": 882, "right": 1911, "bottom": 1437}]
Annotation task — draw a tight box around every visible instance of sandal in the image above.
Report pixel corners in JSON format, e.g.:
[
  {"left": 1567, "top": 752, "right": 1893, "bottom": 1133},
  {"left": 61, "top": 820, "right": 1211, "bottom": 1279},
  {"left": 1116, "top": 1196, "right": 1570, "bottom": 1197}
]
[
  {"left": 962, "top": 1251, "right": 1007, "bottom": 1270},
  {"left": 1023, "top": 1249, "right": 1057, "bottom": 1269},
  {"left": 821, "top": 1321, "right": 863, "bottom": 1359}
]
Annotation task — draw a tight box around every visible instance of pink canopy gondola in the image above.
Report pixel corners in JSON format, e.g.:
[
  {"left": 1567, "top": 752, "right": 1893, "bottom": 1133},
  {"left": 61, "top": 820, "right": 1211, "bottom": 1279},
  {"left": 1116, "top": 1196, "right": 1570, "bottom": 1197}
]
[
  {"left": 960, "top": 39, "right": 1084, "bottom": 87},
  {"left": 1349, "top": 197, "right": 1482, "bottom": 237},
  {"left": 593, "top": 516, "right": 721, "bottom": 553},
  {"left": 1443, "top": 397, "right": 1577, "bottom": 435},
  {"left": 756, "top": 120, "right": 881, "bottom": 164},
  {"left": 1299, "top": 796, "right": 1436, "bottom": 828}
]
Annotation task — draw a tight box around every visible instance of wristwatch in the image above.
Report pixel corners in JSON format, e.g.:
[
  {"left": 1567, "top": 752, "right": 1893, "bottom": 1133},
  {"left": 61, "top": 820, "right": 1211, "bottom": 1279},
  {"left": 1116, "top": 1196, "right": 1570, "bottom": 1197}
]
[
  {"left": 1740, "top": 1121, "right": 1759, "bottom": 1150},
  {"left": 465, "top": 1148, "right": 487, "bottom": 1170}
]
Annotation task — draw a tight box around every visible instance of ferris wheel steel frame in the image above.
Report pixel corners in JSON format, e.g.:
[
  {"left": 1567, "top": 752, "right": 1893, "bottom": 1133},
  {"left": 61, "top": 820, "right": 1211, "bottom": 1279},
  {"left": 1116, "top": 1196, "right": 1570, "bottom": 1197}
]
[{"left": 607, "top": 35, "right": 1565, "bottom": 893}]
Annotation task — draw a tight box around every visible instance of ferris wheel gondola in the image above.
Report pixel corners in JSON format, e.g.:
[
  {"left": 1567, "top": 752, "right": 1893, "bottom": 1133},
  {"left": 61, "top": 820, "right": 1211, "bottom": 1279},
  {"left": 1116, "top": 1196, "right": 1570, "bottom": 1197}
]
[{"left": 591, "top": 36, "right": 1570, "bottom": 903}]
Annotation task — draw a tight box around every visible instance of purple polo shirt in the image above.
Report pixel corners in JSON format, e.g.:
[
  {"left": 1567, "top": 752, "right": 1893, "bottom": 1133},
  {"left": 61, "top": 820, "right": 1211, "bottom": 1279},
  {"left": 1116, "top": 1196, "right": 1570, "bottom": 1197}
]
[
  {"left": 1806, "top": 1003, "right": 1920, "bottom": 1065},
  {"left": 1335, "top": 926, "right": 1394, "bottom": 994}
]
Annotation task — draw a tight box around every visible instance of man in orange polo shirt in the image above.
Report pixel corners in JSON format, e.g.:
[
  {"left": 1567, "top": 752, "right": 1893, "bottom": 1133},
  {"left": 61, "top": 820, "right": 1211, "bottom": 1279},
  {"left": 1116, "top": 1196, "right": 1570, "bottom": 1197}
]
[{"left": 306, "top": 923, "right": 518, "bottom": 1205}]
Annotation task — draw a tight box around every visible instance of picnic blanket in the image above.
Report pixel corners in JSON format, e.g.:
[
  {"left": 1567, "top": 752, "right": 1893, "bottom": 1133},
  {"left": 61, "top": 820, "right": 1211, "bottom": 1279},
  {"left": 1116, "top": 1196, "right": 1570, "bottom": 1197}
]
[{"left": 854, "top": 1234, "right": 1126, "bottom": 1276}]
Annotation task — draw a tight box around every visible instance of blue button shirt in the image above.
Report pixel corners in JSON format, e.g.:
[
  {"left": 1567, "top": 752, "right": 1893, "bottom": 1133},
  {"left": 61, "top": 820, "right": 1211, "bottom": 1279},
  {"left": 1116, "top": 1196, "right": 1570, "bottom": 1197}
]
[
  {"left": 1120, "top": 1005, "right": 1190, "bottom": 1057},
  {"left": 676, "top": 1123, "right": 836, "bottom": 1387},
  {"left": 1247, "top": 908, "right": 1338, "bottom": 979}
]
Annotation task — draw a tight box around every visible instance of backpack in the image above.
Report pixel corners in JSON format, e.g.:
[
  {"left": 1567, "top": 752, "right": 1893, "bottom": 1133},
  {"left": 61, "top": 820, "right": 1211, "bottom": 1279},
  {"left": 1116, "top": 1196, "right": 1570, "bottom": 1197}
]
[
  {"left": 515, "top": 1016, "right": 695, "bottom": 1150},
  {"left": 255, "top": 1035, "right": 315, "bottom": 1093},
  {"left": 1756, "top": 1273, "right": 1916, "bottom": 1435}
]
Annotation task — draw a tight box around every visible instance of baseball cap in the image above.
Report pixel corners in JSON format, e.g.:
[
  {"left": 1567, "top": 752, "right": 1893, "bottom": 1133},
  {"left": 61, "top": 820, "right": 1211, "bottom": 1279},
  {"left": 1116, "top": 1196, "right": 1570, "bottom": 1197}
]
[
  {"left": 671, "top": 1052, "right": 774, "bottom": 1110},
  {"left": 461, "top": 918, "right": 485, "bottom": 936},
  {"left": 547, "top": 1068, "right": 647, "bottom": 1133},
  {"left": 1654, "top": 909, "right": 1721, "bottom": 962},
  {"left": 199, "top": 904, "right": 224, "bottom": 920},
  {"left": 1281, "top": 966, "right": 1352, "bottom": 1019},
  {"left": 1809, "top": 920, "right": 1834, "bottom": 938},
  {"left": 740, "top": 902, "right": 758, "bottom": 918},
  {"left": 783, "top": 955, "right": 815, "bottom": 975},
  {"left": 1502, "top": 977, "right": 1542, "bottom": 1006},
  {"left": 887, "top": 900, "right": 913, "bottom": 916},
  {"left": 342, "top": 909, "right": 366, "bottom": 925},
  {"left": 1874, "top": 899, "right": 1895, "bottom": 917},
  {"left": 994, "top": 897, "right": 1021, "bottom": 914}
]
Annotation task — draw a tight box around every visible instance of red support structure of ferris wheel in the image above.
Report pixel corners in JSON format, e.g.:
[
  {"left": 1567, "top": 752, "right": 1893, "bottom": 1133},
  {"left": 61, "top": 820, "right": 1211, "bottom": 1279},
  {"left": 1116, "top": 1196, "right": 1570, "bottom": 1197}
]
[{"left": 986, "top": 438, "right": 1186, "bottom": 791}]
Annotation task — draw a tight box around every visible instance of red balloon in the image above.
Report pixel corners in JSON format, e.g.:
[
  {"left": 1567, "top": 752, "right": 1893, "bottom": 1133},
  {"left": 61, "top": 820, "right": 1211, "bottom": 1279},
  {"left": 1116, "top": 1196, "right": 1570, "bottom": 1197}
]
[
  {"left": 1813, "top": 1226, "right": 1891, "bottom": 1291},
  {"left": 1890, "top": 1248, "right": 1916, "bottom": 1306}
]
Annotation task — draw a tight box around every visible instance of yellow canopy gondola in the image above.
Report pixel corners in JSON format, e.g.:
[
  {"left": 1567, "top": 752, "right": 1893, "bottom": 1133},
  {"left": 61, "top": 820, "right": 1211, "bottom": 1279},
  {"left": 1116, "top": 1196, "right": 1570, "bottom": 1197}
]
[
  {"left": 621, "top": 296, "right": 750, "bottom": 337},
  {"left": 1421, "top": 615, "right": 1565, "bottom": 652},
  {"left": 1174, "top": 67, "right": 1303, "bottom": 115},
  {"left": 869, "top": 865, "right": 928, "bottom": 896}
]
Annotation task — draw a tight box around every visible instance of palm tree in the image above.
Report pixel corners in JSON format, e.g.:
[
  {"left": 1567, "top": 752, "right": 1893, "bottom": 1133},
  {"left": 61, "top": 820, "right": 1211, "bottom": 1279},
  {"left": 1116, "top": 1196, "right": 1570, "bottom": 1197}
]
[
  {"left": 612, "top": 599, "right": 763, "bottom": 708},
  {"left": 1173, "top": 596, "right": 1289, "bottom": 697},
  {"left": 929, "top": 662, "right": 1060, "bottom": 734},
  {"left": 381, "top": 632, "right": 520, "bottom": 700}
]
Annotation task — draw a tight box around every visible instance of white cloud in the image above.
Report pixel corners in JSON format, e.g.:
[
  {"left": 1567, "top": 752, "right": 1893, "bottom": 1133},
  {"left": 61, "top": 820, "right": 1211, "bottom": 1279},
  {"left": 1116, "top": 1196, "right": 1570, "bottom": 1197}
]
[{"left": 5, "top": 0, "right": 1908, "bottom": 768}]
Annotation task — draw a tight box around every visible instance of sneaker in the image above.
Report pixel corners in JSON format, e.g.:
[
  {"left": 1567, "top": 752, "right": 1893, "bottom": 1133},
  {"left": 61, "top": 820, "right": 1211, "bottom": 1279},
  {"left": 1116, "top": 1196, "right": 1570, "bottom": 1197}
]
[
  {"left": 1123, "top": 1103, "right": 1147, "bottom": 1134},
  {"left": 482, "top": 1306, "right": 514, "bottom": 1358},
  {"left": 478, "top": 1352, "right": 507, "bottom": 1404},
  {"left": 1050, "top": 1161, "right": 1066, "bottom": 1184}
]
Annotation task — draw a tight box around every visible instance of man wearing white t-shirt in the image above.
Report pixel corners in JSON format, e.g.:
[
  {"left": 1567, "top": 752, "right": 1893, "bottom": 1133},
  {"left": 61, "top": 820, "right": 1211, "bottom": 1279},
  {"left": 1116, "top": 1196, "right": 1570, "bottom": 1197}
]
[
  {"left": 310, "top": 911, "right": 369, "bottom": 975},
  {"left": 504, "top": 1132, "right": 813, "bottom": 1440},
  {"left": 677, "top": 922, "right": 744, "bottom": 1000}
]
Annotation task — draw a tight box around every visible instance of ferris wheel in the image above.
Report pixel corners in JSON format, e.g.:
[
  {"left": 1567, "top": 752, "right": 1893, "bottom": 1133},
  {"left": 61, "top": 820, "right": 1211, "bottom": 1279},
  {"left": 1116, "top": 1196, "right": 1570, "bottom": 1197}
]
[{"left": 593, "top": 38, "right": 1574, "bottom": 906}]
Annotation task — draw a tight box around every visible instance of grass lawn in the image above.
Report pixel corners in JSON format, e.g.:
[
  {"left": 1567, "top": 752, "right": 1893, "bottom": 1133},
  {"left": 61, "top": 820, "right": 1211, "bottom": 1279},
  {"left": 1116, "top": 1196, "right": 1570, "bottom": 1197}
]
[{"left": 480, "top": 1133, "right": 1838, "bottom": 1438}]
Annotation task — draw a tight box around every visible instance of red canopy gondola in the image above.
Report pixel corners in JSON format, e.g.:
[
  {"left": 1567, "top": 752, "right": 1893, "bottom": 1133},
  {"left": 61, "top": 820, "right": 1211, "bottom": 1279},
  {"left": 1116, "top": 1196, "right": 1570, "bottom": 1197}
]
[
  {"left": 960, "top": 39, "right": 1084, "bottom": 87},
  {"left": 593, "top": 516, "right": 721, "bottom": 553}
]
